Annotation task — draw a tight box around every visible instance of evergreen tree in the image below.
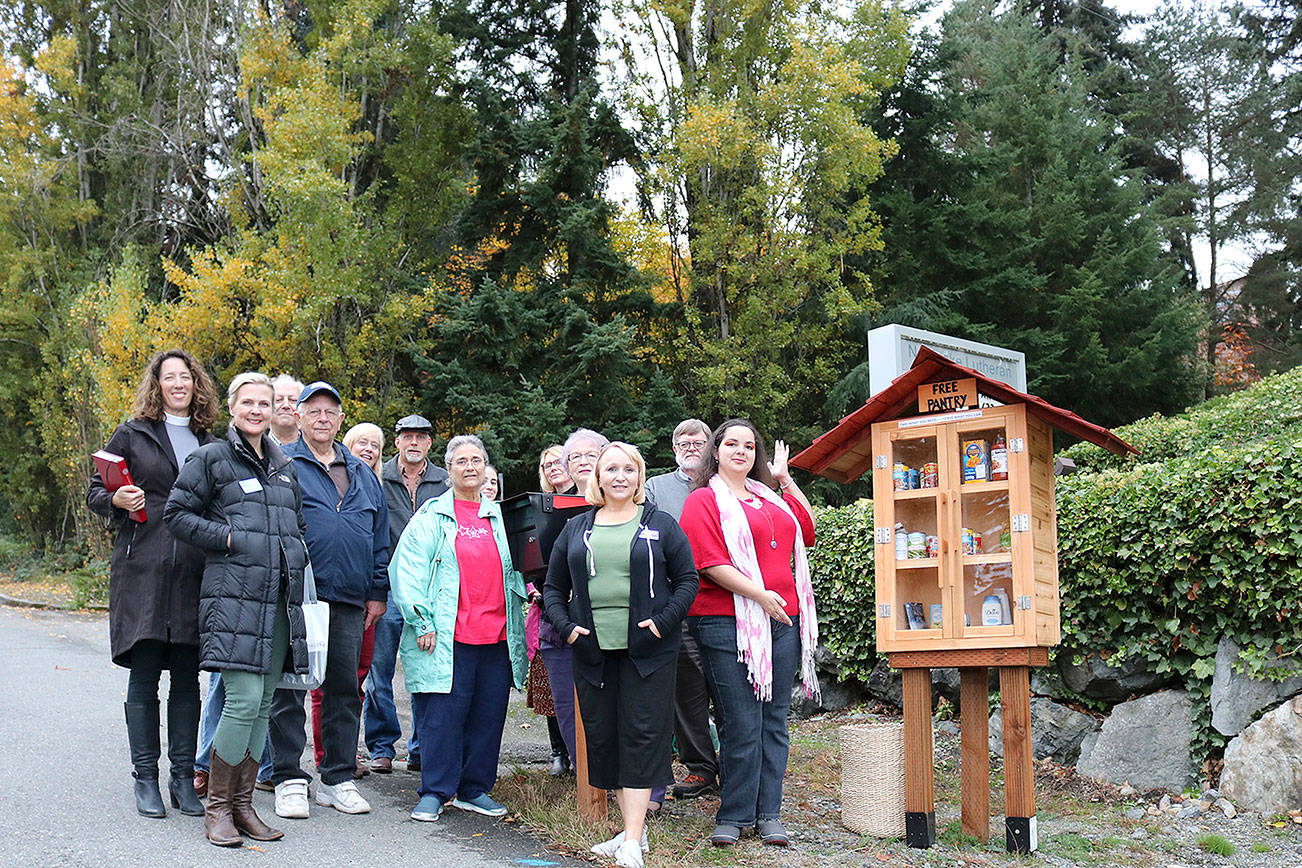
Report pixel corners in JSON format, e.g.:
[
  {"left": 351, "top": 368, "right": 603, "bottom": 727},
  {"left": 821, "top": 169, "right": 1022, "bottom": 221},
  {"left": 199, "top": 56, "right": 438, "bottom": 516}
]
[
  {"left": 410, "top": 0, "right": 685, "bottom": 482},
  {"left": 852, "top": 0, "right": 1203, "bottom": 426}
]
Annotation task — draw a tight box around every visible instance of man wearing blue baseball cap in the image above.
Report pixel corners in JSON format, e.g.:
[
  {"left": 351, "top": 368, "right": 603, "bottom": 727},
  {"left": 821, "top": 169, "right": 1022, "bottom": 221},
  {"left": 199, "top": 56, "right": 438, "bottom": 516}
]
[{"left": 268, "top": 382, "right": 390, "bottom": 819}]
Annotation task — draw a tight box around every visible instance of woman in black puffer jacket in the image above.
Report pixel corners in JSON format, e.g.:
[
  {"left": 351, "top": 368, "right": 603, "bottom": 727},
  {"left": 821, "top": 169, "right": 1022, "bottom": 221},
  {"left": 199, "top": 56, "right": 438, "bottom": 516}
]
[{"left": 164, "top": 372, "right": 308, "bottom": 849}]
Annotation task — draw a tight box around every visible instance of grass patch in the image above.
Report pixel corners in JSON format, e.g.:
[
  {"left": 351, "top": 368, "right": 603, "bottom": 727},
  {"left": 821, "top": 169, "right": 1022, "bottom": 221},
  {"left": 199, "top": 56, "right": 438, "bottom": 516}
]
[
  {"left": 1195, "top": 833, "right": 1236, "bottom": 856},
  {"left": 1252, "top": 841, "right": 1271, "bottom": 853},
  {"left": 937, "top": 820, "right": 984, "bottom": 848},
  {"left": 494, "top": 767, "right": 720, "bottom": 868},
  {"left": 1047, "top": 831, "right": 1099, "bottom": 860}
]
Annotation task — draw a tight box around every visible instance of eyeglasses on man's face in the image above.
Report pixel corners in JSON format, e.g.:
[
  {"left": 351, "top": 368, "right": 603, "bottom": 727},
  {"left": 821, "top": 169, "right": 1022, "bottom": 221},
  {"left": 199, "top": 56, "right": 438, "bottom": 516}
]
[
  {"left": 675, "top": 438, "right": 708, "bottom": 452},
  {"left": 303, "top": 408, "right": 341, "bottom": 420},
  {"left": 453, "top": 455, "right": 485, "bottom": 468}
]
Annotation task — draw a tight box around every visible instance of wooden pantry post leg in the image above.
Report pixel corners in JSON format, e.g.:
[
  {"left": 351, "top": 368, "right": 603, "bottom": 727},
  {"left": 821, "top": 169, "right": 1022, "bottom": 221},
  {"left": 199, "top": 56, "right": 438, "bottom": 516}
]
[
  {"left": 901, "top": 667, "right": 936, "bottom": 848},
  {"left": 959, "top": 667, "right": 990, "bottom": 841},
  {"left": 999, "top": 665, "right": 1037, "bottom": 853}
]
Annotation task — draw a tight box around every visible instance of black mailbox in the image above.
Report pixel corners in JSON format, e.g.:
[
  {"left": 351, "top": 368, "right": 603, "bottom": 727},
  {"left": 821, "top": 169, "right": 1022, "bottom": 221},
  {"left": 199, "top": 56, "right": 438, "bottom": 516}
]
[{"left": 501, "top": 491, "right": 590, "bottom": 578}]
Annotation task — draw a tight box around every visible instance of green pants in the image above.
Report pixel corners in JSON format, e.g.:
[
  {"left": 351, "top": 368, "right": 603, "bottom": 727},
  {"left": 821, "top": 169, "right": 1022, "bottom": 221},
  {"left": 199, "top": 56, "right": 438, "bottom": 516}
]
[{"left": 213, "top": 599, "right": 289, "bottom": 766}]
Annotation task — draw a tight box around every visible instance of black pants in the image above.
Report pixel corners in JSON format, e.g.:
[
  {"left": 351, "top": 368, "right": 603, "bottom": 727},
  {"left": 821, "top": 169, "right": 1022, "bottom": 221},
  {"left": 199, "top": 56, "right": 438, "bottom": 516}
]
[
  {"left": 269, "top": 600, "right": 366, "bottom": 786},
  {"left": 125, "top": 641, "right": 201, "bottom": 705},
  {"left": 125, "top": 640, "right": 201, "bottom": 776},
  {"left": 673, "top": 625, "right": 720, "bottom": 780},
  {"left": 574, "top": 651, "right": 676, "bottom": 791}
]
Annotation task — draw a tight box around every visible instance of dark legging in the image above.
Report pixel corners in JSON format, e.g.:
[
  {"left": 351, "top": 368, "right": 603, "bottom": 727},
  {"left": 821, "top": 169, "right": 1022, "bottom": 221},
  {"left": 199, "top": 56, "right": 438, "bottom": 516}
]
[{"left": 125, "top": 640, "right": 201, "bottom": 705}]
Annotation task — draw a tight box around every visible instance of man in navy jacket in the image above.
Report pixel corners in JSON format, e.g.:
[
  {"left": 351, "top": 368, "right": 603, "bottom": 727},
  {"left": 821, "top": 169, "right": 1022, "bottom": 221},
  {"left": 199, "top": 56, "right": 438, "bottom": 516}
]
[{"left": 268, "top": 382, "right": 390, "bottom": 819}]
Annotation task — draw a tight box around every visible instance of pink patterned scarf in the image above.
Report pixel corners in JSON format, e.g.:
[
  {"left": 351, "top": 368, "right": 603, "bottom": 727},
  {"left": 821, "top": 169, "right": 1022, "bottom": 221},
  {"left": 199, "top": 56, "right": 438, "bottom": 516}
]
[{"left": 709, "top": 475, "right": 820, "bottom": 702}]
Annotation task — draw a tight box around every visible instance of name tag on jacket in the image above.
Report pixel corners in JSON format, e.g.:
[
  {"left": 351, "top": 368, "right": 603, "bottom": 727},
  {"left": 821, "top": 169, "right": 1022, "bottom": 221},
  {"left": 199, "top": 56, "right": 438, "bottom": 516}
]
[{"left": 239, "top": 478, "right": 264, "bottom": 494}]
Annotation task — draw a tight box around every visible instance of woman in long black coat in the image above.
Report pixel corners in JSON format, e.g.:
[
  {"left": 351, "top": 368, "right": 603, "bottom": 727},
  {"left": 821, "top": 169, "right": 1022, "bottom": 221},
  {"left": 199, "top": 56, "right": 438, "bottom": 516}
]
[{"left": 86, "top": 349, "right": 218, "bottom": 819}]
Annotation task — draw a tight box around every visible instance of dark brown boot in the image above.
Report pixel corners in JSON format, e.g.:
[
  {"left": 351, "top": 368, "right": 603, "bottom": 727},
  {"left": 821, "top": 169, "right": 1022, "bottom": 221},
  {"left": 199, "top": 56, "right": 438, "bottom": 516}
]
[
  {"left": 204, "top": 751, "right": 243, "bottom": 847},
  {"left": 231, "top": 753, "right": 283, "bottom": 841}
]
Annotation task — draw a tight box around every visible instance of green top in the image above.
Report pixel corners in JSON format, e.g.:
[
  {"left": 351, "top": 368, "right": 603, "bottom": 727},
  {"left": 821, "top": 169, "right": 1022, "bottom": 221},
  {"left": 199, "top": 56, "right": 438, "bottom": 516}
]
[{"left": 588, "top": 506, "right": 642, "bottom": 651}]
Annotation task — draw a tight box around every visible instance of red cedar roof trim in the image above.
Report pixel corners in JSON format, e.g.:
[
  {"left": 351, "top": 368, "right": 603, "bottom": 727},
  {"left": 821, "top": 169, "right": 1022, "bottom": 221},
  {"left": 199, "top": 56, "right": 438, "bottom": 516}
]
[{"left": 791, "top": 346, "right": 1137, "bottom": 481}]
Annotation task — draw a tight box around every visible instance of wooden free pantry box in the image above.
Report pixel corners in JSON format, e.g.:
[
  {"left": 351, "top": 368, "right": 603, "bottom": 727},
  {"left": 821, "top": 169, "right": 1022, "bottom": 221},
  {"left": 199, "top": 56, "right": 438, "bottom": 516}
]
[{"left": 792, "top": 347, "right": 1136, "bottom": 655}]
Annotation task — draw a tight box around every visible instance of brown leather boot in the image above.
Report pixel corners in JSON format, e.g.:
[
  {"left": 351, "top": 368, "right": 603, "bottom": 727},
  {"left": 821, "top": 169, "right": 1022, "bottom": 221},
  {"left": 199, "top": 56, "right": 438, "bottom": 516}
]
[
  {"left": 231, "top": 752, "right": 283, "bottom": 841},
  {"left": 204, "top": 751, "right": 243, "bottom": 847}
]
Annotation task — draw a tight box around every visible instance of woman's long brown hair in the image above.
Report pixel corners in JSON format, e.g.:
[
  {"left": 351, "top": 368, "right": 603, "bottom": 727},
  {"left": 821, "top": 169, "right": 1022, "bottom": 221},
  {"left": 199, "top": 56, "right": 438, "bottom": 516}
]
[{"left": 131, "top": 349, "right": 219, "bottom": 430}]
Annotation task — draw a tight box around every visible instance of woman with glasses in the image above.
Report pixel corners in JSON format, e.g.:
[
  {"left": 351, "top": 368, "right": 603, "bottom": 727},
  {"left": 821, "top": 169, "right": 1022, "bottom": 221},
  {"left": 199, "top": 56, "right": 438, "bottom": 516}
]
[
  {"left": 558, "top": 428, "right": 606, "bottom": 496},
  {"left": 389, "top": 435, "right": 528, "bottom": 822},
  {"left": 535, "top": 428, "right": 609, "bottom": 784},
  {"left": 526, "top": 445, "right": 574, "bottom": 775},
  {"left": 677, "top": 419, "right": 820, "bottom": 848},
  {"left": 538, "top": 445, "right": 572, "bottom": 494}
]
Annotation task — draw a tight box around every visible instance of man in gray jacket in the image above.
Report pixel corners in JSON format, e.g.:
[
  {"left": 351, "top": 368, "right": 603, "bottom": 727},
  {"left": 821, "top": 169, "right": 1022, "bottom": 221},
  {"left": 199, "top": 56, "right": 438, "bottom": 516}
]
[
  {"left": 364, "top": 414, "right": 449, "bottom": 773},
  {"left": 644, "top": 418, "right": 721, "bottom": 800}
]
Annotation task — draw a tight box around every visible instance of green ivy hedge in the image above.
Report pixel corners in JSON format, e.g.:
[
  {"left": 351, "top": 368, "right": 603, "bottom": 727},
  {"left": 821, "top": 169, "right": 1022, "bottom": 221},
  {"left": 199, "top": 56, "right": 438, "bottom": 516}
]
[
  {"left": 807, "top": 498, "right": 880, "bottom": 684},
  {"left": 807, "top": 366, "right": 1302, "bottom": 759}
]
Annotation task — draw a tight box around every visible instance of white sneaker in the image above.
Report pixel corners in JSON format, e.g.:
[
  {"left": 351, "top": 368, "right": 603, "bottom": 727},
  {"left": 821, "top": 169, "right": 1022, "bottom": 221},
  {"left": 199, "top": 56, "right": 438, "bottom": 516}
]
[
  {"left": 614, "top": 839, "right": 645, "bottom": 868},
  {"left": 274, "top": 780, "right": 310, "bottom": 819},
  {"left": 591, "top": 829, "right": 649, "bottom": 858},
  {"left": 315, "top": 780, "right": 371, "bottom": 814}
]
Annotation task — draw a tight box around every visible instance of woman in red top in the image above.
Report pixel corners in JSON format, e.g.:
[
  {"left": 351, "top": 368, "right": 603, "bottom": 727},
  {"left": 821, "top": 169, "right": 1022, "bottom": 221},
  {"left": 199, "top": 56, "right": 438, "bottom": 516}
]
[{"left": 678, "top": 419, "right": 820, "bottom": 847}]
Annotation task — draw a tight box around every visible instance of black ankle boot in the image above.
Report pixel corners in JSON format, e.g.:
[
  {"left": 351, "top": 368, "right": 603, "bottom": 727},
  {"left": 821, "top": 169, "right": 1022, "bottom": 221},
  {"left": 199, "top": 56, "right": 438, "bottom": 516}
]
[
  {"left": 125, "top": 701, "right": 166, "bottom": 818},
  {"left": 167, "top": 694, "right": 205, "bottom": 816}
]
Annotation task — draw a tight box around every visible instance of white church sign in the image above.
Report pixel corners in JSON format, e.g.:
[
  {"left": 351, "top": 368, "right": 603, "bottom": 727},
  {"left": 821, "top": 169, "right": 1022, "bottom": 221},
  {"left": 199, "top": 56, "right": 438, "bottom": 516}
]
[{"left": 868, "top": 324, "right": 1027, "bottom": 396}]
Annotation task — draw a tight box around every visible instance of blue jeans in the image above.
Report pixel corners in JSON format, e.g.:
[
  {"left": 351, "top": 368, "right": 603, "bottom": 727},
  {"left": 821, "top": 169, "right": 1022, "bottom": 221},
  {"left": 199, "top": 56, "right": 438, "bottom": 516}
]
[
  {"left": 363, "top": 597, "right": 418, "bottom": 760},
  {"left": 196, "top": 672, "right": 272, "bottom": 779},
  {"left": 689, "top": 615, "right": 800, "bottom": 827},
  {"left": 538, "top": 645, "right": 576, "bottom": 765},
  {"left": 412, "top": 641, "right": 511, "bottom": 802}
]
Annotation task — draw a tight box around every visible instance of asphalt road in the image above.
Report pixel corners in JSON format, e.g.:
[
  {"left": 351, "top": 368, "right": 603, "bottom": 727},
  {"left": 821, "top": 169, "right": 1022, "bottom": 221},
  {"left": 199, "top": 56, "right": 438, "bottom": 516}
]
[{"left": 0, "top": 605, "right": 574, "bottom": 867}]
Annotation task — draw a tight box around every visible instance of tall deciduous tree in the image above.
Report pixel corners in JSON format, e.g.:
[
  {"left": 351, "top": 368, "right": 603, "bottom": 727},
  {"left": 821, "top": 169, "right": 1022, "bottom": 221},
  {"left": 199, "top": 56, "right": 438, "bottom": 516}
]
[
  {"left": 1141, "top": 1, "right": 1287, "bottom": 389},
  {"left": 1233, "top": 0, "right": 1302, "bottom": 375},
  {"left": 614, "top": 0, "right": 910, "bottom": 439}
]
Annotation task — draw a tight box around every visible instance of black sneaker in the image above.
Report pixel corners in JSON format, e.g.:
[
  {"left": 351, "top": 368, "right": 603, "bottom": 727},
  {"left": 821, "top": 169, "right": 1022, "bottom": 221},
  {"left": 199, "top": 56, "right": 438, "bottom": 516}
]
[
  {"left": 672, "top": 774, "right": 717, "bottom": 800},
  {"left": 406, "top": 754, "right": 421, "bottom": 773}
]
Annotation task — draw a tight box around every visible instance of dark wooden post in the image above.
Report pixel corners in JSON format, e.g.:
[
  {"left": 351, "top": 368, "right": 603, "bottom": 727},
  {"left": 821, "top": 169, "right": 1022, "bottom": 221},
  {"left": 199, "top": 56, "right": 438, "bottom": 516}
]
[
  {"left": 573, "top": 686, "right": 607, "bottom": 821},
  {"left": 959, "top": 667, "right": 990, "bottom": 841}
]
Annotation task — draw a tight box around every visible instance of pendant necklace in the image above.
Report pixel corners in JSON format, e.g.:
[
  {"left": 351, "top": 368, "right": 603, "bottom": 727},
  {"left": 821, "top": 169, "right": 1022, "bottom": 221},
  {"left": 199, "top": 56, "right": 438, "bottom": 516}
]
[
  {"left": 740, "top": 492, "right": 778, "bottom": 549},
  {"left": 762, "top": 505, "right": 777, "bottom": 549},
  {"left": 734, "top": 484, "right": 778, "bottom": 548}
]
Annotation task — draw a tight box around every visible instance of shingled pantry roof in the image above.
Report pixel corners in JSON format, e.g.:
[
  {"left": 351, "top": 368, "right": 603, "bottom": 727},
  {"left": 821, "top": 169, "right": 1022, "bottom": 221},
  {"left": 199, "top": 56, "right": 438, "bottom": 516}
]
[{"left": 791, "top": 346, "right": 1137, "bottom": 484}]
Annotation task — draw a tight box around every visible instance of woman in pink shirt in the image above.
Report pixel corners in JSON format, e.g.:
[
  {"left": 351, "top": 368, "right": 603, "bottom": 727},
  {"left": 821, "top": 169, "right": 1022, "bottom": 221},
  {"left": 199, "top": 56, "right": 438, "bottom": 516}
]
[
  {"left": 388, "top": 435, "right": 528, "bottom": 822},
  {"left": 677, "top": 419, "right": 820, "bottom": 848}
]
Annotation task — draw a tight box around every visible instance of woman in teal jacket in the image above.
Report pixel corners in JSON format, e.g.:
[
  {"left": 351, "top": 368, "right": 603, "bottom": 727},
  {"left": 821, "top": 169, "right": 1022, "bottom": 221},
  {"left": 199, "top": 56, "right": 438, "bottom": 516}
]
[{"left": 389, "top": 434, "right": 527, "bottom": 823}]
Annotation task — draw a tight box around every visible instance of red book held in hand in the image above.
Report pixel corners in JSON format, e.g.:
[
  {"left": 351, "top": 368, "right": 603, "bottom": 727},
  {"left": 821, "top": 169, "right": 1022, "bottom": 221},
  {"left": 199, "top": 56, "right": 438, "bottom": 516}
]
[{"left": 93, "top": 450, "right": 146, "bottom": 523}]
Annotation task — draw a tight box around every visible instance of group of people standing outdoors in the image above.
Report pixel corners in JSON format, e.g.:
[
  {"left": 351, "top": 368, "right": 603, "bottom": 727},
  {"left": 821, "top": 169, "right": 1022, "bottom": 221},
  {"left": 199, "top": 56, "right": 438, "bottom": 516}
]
[{"left": 89, "top": 349, "right": 822, "bottom": 868}]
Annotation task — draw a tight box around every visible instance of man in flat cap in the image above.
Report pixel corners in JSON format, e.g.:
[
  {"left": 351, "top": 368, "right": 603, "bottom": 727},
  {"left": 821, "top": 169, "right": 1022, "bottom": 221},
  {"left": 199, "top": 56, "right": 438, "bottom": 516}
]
[
  {"left": 269, "top": 382, "right": 390, "bottom": 819},
  {"left": 363, "top": 414, "right": 449, "bottom": 774}
]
